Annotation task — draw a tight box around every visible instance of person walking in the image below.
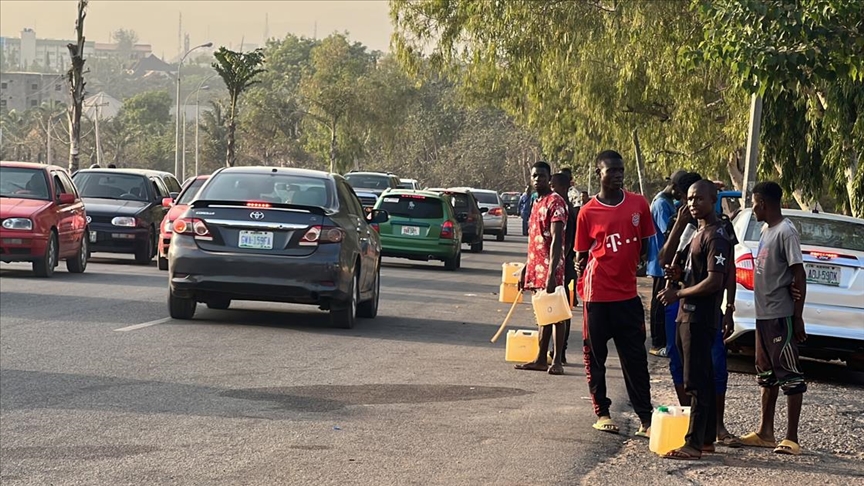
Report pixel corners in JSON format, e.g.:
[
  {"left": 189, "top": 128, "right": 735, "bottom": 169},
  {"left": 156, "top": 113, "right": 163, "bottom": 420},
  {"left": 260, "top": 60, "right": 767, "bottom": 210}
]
[
  {"left": 738, "top": 181, "right": 808, "bottom": 456},
  {"left": 575, "top": 150, "right": 655, "bottom": 436},
  {"left": 518, "top": 184, "right": 533, "bottom": 236},
  {"left": 657, "top": 180, "right": 733, "bottom": 460}
]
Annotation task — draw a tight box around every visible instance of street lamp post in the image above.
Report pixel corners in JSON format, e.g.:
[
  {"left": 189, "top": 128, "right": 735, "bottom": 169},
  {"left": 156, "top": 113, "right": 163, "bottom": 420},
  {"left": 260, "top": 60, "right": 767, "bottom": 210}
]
[
  {"left": 182, "top": 74, "right": 215, "bottom": 179},
  {"left": 174, "top": 42, "right": 213, "bottom": 179}
]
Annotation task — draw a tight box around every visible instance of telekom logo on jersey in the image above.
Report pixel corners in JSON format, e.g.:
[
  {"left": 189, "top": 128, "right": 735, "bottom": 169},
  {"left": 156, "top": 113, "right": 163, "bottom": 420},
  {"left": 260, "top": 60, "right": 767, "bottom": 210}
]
[{"left": 604, "top": 233, "right": 638, "bottom": 252}]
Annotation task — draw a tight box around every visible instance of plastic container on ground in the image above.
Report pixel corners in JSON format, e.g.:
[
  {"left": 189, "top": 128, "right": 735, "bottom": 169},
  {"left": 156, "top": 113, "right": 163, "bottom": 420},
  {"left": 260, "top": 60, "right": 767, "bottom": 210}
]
[
  {"left": 648, "top": 406, "right": 691, "bottom": 455},
  {"left": 505, "top": 329, "right": 539, "bottom": 362},
  {"left": 531, "top": 286, "right": 573, "bottom": 326},
  {"left": 499, "top": 283, "right": 523, "bottom": 303},
  {"left": 501, "top": 262, "right": 525, "bottom": 285}
]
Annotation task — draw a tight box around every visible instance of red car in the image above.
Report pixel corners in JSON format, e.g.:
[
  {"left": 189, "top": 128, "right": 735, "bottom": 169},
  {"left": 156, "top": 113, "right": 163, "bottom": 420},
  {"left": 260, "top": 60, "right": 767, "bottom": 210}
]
[
  {"left": 157, "top": 175, "right": 209, "bottom": 270},
  {"left": 0, "top": 161, "right": 88, "bottom": 277}
]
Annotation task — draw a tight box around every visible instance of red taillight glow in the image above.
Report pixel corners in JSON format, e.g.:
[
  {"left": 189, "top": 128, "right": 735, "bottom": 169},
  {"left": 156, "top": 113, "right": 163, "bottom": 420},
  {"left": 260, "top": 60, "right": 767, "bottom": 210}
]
[
  {"left": 441, "top": 220, "right": 455, "bottom": 239},
  {"left": 173, "top": 218, "right": 212, "bottom": 240},
  {"left": 736, "top": 253, "right": 755, "bottom": 291},
  {"left": 300, "top": 226, "right": 343, "bottom": 246},
  {"left": 488, "top": 207, "right": 502, "bottom": 216},
  {"left": 247, "top": 201, "right": 272, "bottom": 208},
  {"left": 400, "top": 194, "right": 426, "bottom": 199},
  {"left": 808, "top": 251, "right": 838, "bottom": 261}
]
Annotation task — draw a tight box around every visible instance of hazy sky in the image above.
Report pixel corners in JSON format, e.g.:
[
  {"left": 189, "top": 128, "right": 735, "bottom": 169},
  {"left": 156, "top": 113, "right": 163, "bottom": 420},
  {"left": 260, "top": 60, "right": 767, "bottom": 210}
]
[{"left": 0, "top": 0, "right": 394, "bottom": 58}]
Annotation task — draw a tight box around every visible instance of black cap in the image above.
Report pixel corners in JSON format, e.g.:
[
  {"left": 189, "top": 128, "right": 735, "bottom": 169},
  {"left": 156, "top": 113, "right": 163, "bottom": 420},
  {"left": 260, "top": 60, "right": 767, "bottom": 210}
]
[{"left": 666, "top": 170, "right": 688, "bottom": 187}]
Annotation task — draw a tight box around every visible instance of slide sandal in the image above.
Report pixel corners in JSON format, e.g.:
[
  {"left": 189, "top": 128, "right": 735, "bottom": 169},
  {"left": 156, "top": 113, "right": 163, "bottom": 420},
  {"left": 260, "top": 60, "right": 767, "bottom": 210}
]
[
  {"left": 774, "top": 439, "right": 801, "bottom": 456},
  {"left": 739, "top": 432, "right": 777, "bottom": 448},
  {"left": 592, "top": 418, "right": 619, "bottom": 434}
]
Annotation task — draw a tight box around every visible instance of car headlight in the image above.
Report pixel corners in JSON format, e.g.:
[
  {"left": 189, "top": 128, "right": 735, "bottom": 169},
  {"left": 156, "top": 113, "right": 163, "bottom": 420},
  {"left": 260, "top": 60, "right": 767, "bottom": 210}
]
[
  {"left": 1, "top": 218, "right": 33, "bottom": 230},
  {"left": 111, "top": 216, "right": 137, "bottom": 227}
]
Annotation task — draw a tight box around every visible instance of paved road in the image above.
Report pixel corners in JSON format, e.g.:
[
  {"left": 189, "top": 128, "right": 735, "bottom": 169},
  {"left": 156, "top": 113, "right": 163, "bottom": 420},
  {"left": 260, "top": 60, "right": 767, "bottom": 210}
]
[{"left": 1, "top": 219, "right": 640, "bottom": 485}]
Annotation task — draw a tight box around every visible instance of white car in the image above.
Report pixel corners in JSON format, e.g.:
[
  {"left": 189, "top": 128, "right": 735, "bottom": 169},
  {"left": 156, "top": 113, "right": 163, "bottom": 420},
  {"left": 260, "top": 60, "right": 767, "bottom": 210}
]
[
  {"left": 456, "top": 188, "right": 507, "bottom": 241},
  {"left": 398, "top": 178, "right": 420, "bottom": 190},
  {"left": 726, "top": 208, "right": 864, "bottom": 370}
]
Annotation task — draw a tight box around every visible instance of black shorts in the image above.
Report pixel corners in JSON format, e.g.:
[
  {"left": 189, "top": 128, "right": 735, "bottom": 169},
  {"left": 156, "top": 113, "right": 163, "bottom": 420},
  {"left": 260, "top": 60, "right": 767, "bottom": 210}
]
[{"left": 755, "top": 317, "right": 807, "bottom": 395}]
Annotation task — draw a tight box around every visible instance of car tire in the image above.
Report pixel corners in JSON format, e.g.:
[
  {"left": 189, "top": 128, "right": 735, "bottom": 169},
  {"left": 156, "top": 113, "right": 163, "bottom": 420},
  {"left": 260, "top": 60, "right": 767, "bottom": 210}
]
[
  {"left": 66, "top": 233, "right": 88, "bottom": 274},
  {"left": 157, "top": 254, "right": 168, "bottom": 271},
  {"left": 331, "top": 272, "right": 358, "bottom": 329},
  {"left": 357, "top": 264, "right": 380, "bottom": 319},
  {"left": 470, "top": 239, "right": 483, "bottom": 253},
  {"left": 444, "top": 250, "right": 460, "bottom": 271},
  {"left": 33, "top": 231, "right": 58, "bottom": 278},
  {"left": 206, "top": 298, "right": 231, "bottom": 310},
  {"left": 496, "top": 230, "right": 505, "bottom": 242},
  {"left": 168, "top": 291, "right": 196, "bottom": 320},
  {"left": 135, "top": 229, "right": 154, "bottom": 265}
]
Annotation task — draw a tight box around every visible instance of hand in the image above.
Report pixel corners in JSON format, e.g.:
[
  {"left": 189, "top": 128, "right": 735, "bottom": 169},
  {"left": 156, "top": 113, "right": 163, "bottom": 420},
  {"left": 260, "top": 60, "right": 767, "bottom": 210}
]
[
  {"left": 545, "top": 278, "right": 556, "bottom": 295},
  {"left": 657, "top": 287, "right": 680, "bottom": 306},
  {"left": 518, "top": 266, "right": 527, "bottom": 291},
  {"left": 664, "top": 264, "right": 682, "bottom": 282},
  {"left": 575, "top": 257, "right": 587, "bottom": 278},
  {"left": 722, "top": 308, "right": 735, "bottom": 340},
  {"left": 789, "top": 284, "right": 803, "bottom": 301},
  {"left": 674, "top": 204, "right": 693, "bottom": 228},
  {"left": 793, "top": 316, "right": 807, "bottom": 343}
]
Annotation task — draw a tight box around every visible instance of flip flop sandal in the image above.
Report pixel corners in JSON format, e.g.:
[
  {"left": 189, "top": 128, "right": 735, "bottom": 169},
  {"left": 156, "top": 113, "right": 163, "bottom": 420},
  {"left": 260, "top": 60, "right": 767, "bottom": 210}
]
[
  {"left": 719, "top": 435, "right": 743, "bottom": 448},
  {"left": 548, "top": 364, "right": 564, "bottom": 375},
  {"left": 635, "top": 425, "right": 650, "bottom": 438},
  {"left": 514, "top": 362, "right": 547, "bottom": 371},
  {"left": 739, "top": 432, "right": 777, "bottom": 448},
  {"left": 774, "top": 439, "right": 801, "bottom": 456},
  {"left": 663, "top": 448, "right": 701, "bottom": 460},
  {"left": 592, "top": 418, "right": 619, "bottom": 434}
]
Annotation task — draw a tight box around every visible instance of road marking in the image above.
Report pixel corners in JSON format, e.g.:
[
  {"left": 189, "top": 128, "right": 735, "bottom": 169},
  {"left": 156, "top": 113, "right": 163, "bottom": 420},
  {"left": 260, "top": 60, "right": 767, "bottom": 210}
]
[{"left": 114, "top": 317, "right": 171, "bottom": 332}]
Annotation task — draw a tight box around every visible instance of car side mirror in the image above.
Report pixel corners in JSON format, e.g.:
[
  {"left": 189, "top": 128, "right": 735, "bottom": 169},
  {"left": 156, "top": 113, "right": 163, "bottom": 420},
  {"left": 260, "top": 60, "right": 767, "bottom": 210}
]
[
  {"left": 368, "top": 209, "right": 389, "bottom": 224},
  {"left": 479, "top": 207, "right": 489, "bottom": 214},
  {"left": 456, "top": 213, "right": 468, "bottom": 223},
  {"left": 162, "top": 197, "right": 174, "bottom": 208},
  {"left": 58, "top": 193, "right": 75, "bottom": 205}
]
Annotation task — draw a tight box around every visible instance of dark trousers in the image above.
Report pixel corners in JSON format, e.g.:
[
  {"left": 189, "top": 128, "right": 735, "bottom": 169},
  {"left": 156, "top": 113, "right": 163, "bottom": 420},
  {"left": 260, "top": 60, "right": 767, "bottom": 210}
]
[
  {"left": 550, "top": 269, "right": 576, "bottom": 359},
  {"left": 677, "top": 321, "right": 717, "bottom": 448},
  {"left": 649, "top": 277, "right": 667, "bottom": 348},
  {"left": 582, "top": 297, "right": 653, "bottom": 425},
  {"left": 521, "top": 217, "right": 529, "bottom": 236}
]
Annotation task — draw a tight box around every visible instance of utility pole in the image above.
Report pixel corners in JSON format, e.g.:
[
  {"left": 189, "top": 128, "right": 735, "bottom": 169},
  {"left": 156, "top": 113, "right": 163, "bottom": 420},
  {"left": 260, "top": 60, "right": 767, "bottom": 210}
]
[
  {"left": 632, "top": 129, "right": 646, "bottom": 195},
  {"left": 66, "top": 0, "right": 87, "bottom": 173},
  {"left": 741, "top": 94, "right": 763, "bottom": 208}
]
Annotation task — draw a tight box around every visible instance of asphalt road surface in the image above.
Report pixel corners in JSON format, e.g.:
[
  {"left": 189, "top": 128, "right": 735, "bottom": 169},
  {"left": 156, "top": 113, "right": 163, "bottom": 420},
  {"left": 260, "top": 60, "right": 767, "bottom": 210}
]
[{"left": 1, "top": 219, "right": 642, "bottom": 485}]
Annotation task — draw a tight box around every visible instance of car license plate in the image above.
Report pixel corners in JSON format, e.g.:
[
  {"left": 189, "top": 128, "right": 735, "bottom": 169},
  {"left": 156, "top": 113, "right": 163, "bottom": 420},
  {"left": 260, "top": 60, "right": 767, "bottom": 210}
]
[
  {"left": 805, "top": 263, "right": 840, "bottom": 286},
  {"left": 401, "top": 226, "right": 420, "bottom": 236},
  {"left": 239, "top": 230, "right": 273, "bottom": 249},
  {"left": 89, "top": 231, "right": 97, "bottom": 243}
]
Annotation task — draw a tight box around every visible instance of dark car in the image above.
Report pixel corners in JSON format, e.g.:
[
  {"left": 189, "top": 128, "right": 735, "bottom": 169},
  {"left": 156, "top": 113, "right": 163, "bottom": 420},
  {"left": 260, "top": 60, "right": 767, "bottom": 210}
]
[
  {"left": 72, "top": 169, "right": 171, "bottom": 264},
  {"left": 167, "top": 167, "right": 389, "bottom": 329},
  {"left": 439, "top": 188, "right": 486, "bottom": 253},
  {"left": 501, "top": 192, "right": 521, "bottom": 216},
  {"left": 344, "top": 171, "right": 401, "bottom": 197}
]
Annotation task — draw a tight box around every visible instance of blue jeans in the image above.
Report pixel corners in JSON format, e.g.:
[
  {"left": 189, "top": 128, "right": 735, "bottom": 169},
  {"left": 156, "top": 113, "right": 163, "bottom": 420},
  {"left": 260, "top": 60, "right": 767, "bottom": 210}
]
[{"left": 666, "top": 301, "right": 728, "bottom": 395}]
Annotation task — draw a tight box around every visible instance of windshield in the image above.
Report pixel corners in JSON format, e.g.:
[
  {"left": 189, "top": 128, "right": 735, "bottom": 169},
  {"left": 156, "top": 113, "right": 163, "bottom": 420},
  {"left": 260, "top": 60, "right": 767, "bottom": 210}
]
[
  {"left": 177, "top": 178, "right": 207, "bottom": 205},
  {"left": 501, "top": 193, "right": 520, "bottom": 202},
  {"left": 448, "top": 193, "right": 471, "bottom": 210},
  {"left": 745, "top": 215, "right": 864, "bottom": 252},
  {"left": 345, "top": 174, "right": 391, "bottom": 190},
  {"left": 198, "top": 173, "right": 334, "bottom": 208},
  {"left": 397, "top": 180, "right": 417, "bottom": 189},
  {"left": 0, "top": 167, "right": 50, "bottom": 201},
  {"left": 379, "top": 195, "right": 444, "bottom": 219},
  {"left": 472, "top": 191, "right": 499, "bottom": 204},
  {"left": 72, "top": 172, "right": 149, "bottom": 201}
]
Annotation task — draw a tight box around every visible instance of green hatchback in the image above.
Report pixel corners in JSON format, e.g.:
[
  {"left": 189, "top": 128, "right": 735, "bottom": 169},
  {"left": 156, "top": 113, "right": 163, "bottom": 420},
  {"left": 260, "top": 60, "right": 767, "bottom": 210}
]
[{"left": 373, "top": 190, "right": 463, "bottom": 270}]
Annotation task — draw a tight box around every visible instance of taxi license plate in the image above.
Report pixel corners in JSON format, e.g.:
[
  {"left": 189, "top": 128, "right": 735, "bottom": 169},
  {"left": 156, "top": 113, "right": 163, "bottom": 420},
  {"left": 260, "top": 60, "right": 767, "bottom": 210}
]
[
  {"left": 239, "top": 231, "right": 273, "bottom": 249},
  {"left": 401, "top": 226, "right": 420, "bottom": 236},
  {"left": 89, "top": 231, "right": 97, "bottom": 243},
  {"left": 805, "top": 263, "right": 840, "bottom": 286}
]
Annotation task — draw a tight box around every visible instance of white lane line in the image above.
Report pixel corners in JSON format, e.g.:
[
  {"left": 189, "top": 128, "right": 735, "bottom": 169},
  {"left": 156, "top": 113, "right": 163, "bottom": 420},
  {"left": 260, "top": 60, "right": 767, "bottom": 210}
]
[{"left": 113, "top": 317, "right": 171, "bottom": 332}]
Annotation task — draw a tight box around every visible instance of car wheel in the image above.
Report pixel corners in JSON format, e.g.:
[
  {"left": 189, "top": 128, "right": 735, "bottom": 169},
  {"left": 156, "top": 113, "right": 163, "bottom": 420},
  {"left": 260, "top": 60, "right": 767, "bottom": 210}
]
[
  {"left": 206, "top": 298, "right": 231, "bottom": 310},
  {"left": 496, "top": 230, "right": 505, "bottom": 242},
  {"left": 445, "top": 250, "right": 460, "bottom": 271},
  {"left": 135, "top": 229, "right": 154, "bottom": 265},
  {"left": 157, "top": 254, "right": 168, "bottom": 271},
  {"left": 331, "top": 272, "right": 358, "bottom": 329},
  {"left": 503, "top": 225, "right": 508, "bottom": 237},
  {"left": 66, "top": 233, "right": 88, "bottom": 273},
  {"left": 168, "top": 291, "right": 196, "bottom": 319},
  {"left": 470, "top": 239, "right": 483, "bottom": 253},
  {"left": 33, "top": 232, "right": 58, "bottom": 278},
  {"left": 357, "top": 264, "right": 380, "bottom": 319}
]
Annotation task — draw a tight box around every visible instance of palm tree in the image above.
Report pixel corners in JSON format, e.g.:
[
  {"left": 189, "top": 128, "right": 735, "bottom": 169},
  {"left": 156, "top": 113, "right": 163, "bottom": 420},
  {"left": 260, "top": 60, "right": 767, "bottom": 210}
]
[{"left": 211, "top": 47, "right": 265, "bottom": 167}]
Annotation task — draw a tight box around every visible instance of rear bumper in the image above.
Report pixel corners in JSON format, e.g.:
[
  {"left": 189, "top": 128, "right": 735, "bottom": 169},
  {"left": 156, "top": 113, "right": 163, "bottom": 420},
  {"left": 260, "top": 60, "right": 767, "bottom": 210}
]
[
  {"left": 159, "top": 230, "right": 171, "bottom": 257},
  {"left": 483, "top": 215, "right": 505, "bottom": 233},
  {"left": 0, "top": 229, "right": 48, "bottom": 262},
  {"left": 380, "top": 236, "right": 458, "bottom": 261},
  {"left": 459, "top": 223, "right": 481, "bottom": 243},
  {"left": 88, "top": 223, "right": 149, "bottom": 254},
  {"left": 168, "top": 235, "right": 350, "bottom": 305}
]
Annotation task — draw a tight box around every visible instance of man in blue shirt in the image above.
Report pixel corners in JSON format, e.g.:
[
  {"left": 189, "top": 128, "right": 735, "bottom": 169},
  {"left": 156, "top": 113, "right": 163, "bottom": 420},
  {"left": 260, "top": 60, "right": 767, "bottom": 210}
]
[
  {"left": 647, "top": 170, "right": 688, "bottom": 356},
  {"left": 518, "top": 184, "right": 534, "bottom": 236}
]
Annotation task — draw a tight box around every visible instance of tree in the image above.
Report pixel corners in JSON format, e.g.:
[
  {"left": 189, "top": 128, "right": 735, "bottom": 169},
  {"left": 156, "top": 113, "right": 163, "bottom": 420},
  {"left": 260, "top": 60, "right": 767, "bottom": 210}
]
[
  {"left": 65, "top": 0, "right": 88, "bottom": 172},
  {"left": 693, "top": 0, "right": 864, "bottom": 216},
  {"left": 198, "top": 100, "right": 229, "bottom": 173},
  {"left": 211, "top": 47, "right": 266, "bottom": 167}
]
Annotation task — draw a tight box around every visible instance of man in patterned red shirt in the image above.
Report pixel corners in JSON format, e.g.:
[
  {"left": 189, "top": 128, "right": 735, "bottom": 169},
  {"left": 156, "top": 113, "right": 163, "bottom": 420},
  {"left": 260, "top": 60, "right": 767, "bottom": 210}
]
[
  {"left": 576, "top": 150, "right": 656, "bottom": 436},
  {"left": 516, "top": 161, "right": 568, "bottom": 375}
]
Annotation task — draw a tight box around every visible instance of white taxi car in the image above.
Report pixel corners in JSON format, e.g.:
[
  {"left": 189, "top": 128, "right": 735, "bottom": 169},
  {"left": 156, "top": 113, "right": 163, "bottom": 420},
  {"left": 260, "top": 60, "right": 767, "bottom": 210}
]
[{"left": 726, "top": 209, "right": 864, "bottom": 370}]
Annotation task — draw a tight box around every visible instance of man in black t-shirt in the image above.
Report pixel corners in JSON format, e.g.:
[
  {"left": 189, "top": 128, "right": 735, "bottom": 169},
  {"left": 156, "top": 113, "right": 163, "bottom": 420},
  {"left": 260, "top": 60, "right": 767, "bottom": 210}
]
[
  {"left": 551, "top": 173, "right": 577, "bottom": 363},
  {"left": 657, "top": 180, "right": 732, "bottom": 460}
]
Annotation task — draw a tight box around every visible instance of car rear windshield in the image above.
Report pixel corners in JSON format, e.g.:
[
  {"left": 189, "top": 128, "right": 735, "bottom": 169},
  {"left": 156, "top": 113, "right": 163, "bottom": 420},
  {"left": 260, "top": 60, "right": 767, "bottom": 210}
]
[
  {"left": 176, "top": 178, "right": 207, "bottom": 205},
  {"left": 449, "top": 193, "right": 472, "bottom": 210},
  {"left": 0, "top": 167, "right": 50, "bottom": 200},
  {"left": 397, "top": 181, "right": 416, "bottom": 189},
  {"left": 379, "top": 195, "right": 444, "bottom": 219},
  {"left": 501, "top": 193, "right": 520, "bottom": 202},
  {"left": 745, "top": 215, "right": 864, "bottom": 252},
  {"left": 472, "top": 191, "right": 499, "bottom": 204},
  {"left": 73, "top": 172, "right": 149, "bottom": 201},
  {"left": 197, "top": 173, "right": 334, "bottom": 208},
  {"left": 345, "top": 174, "right": 391, "bottom": 190}
]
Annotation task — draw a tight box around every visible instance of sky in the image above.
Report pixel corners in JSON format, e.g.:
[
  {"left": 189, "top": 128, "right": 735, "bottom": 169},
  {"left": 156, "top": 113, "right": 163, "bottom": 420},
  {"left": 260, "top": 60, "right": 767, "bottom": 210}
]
[{"left": 0, "top": 0, "right": 394, "bottom": 58}]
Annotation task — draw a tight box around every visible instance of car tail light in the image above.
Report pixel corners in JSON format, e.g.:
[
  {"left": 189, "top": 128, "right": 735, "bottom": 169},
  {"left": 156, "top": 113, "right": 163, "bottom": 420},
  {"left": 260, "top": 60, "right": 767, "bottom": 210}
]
[
  {"left": 173, "top": 218, "right": 212, "bottom": 240},
  {"left": 247, "top": 201, "right": 272, "bottom": 208},
  {"left": 488, "top": 207, "right": 502, "bottom": 216},
  {"left": 736, "top": 253, "right": 755, "bottom": 291},
  {"left": 807, "top": 250, "right": 838, "bottom": 261},
  {"left": 441, "top": 220, "right": 455, "bottom": 239},
  {"left": 299, "top": 226, "right": 344, "bottom": 246}
]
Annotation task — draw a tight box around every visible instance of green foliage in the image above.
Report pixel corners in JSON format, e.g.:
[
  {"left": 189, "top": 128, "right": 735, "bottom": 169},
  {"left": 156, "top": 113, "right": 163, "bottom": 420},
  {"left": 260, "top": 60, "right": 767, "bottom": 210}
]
[{"left": 212, "top": 47, "right": 266, "bottom": 166}]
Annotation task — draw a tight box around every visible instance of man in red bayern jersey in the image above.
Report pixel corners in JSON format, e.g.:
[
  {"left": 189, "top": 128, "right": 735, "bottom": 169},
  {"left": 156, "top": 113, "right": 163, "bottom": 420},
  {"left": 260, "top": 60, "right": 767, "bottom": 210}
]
[{"left": 576, "top": 150, "right": 656, "bottom": 436}]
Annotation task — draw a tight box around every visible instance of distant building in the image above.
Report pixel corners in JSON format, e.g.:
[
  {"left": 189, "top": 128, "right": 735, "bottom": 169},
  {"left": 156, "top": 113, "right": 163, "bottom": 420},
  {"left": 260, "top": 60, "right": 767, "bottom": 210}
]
[
  {"left": 130, "top": 54, "right": 175, "bottom": 78},
  {"left": 83, "top": 92, "right": 123, "bottom": 121},
  {"left": 0, "top": 71, "right": 68, "bottom": 113},
  {"left": 0, "top": 28, "right": 151, "bottom": 73}
]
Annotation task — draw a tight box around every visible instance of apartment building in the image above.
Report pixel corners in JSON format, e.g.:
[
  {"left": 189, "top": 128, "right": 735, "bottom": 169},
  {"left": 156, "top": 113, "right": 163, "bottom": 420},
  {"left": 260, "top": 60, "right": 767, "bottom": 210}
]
[
  {"left": 0, "top": 72, "right": 67, "bottom": 113},
  {"left": 0, "top": 29, "right": 151, "bottom": 73}
]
